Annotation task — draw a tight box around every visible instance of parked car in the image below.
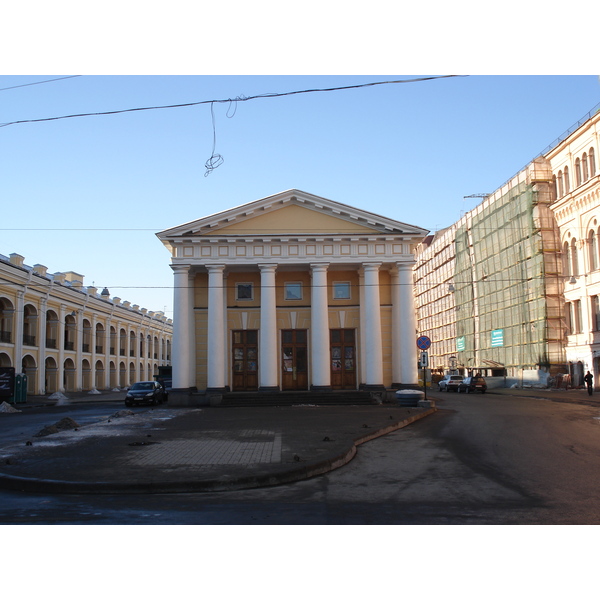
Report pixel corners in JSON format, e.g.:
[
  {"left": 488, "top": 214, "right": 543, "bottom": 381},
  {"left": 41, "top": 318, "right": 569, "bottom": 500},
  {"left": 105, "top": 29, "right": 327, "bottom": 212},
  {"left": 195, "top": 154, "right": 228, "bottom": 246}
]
[
  {"left": 438, "top": 374, "right": 463, "bottom": 392},
  {"left": 125, "top": 381, "right": 166, "bottom": 406},
  {"left": 458, "top": 375, "right": 487, "bottom": 394}
]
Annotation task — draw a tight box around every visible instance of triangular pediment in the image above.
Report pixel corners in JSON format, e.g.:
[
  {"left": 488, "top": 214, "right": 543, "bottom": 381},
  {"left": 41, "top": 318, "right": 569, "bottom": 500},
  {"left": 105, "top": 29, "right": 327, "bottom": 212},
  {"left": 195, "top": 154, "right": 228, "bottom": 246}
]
[
  {"left": 157, "top": 189, "right": 428, "bottom": 240},
  {"left": 207, "top": 203, "right": 381, "bottom": 235}
]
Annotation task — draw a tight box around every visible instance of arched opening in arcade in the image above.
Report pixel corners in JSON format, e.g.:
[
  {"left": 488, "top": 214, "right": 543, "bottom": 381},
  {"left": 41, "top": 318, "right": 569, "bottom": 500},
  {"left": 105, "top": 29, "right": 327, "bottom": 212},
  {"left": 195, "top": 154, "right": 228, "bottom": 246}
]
[
  {"left": 45, "top": 356, "right": 58, "bottom": 394},
  {"left": 63, "top": 358, "right": 76, "bottom": 392},
  {"left": 21, "top": 354, "right": 37, "bottom": 394}
]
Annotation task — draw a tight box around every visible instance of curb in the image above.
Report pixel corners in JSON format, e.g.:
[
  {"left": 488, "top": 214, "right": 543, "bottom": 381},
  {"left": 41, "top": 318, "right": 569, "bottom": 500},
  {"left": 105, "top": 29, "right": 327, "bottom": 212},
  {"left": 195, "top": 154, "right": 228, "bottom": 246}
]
[{"left": 0, "top": 407, "right": 436, "bottom": 495}]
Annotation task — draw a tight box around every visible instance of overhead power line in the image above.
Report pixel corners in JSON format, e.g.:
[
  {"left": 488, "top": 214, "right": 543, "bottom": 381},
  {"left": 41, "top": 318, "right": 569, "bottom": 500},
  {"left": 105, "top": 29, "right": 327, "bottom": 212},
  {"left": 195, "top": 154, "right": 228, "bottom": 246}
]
[
  {"left": 0, "top": 75, "right": 81, "bottom": 93},
  {"left": 0, "top": 75, "right": 466, "bottom": 128}
]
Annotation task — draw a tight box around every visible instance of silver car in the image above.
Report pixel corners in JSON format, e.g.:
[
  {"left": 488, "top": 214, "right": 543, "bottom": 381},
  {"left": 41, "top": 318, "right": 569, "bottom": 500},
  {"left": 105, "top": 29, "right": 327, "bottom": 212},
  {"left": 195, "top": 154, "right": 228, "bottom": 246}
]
[{"left": 438, "top": 374, "right": 463, "bottom": 392}]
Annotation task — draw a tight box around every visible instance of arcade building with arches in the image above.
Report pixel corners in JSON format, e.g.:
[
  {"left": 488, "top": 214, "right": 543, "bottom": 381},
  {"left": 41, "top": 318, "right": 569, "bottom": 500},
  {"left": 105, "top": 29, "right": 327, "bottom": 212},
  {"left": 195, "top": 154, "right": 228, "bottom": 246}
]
[{"left": 0, "top": 252, "right": 173, "bottom": 396}]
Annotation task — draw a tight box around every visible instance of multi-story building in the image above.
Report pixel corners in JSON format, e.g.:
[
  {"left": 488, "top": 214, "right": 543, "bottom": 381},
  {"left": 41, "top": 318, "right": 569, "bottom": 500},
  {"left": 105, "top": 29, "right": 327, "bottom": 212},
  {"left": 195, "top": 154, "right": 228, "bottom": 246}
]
[
  {"left": 0, "top": 252, "right": 173, "bottom": 395},
  {"left": 546, "top": 105, "right": 600, "bottom": 386},
  {"left": 414, "top": 159, "right": 564, "bottom": 385},
  {"left": 156, "top": 189, "right": 428, "bottom": 403},
  {"left": 415, "top": 102, "right": 600, "bottom": 387}
]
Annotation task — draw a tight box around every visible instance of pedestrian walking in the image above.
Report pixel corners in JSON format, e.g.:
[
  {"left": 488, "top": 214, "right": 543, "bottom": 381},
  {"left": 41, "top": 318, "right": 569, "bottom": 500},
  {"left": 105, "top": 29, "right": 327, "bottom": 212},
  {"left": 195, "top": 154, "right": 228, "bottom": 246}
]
[{"left": 584, "top": 371, "right": 594, "bottom": 395}]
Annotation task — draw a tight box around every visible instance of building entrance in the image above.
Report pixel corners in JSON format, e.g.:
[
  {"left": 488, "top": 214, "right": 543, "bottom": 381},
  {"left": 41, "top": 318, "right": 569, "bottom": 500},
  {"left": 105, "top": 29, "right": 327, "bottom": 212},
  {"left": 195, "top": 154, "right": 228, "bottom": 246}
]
[
  {"left": 330, "top": 329, "right": 356, "bottom": 389},
  {"left": 232, "top": 330, "right": 258, "bottom": 391},
  {"left": 281, "top": 329, "right": 308, "bottom": 391}
]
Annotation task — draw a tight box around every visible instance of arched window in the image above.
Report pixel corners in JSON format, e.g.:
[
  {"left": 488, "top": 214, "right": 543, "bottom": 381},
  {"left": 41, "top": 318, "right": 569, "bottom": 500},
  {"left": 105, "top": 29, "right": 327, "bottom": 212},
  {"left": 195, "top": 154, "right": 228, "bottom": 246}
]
[
  {"left": 119, "top": 328, "right": 126, "bottom": 356},
  {"left": 592, "top": 295, "right": 600, "bottom": 331},
  {"left": 46, "top": 310, "right": 59, "bottom": 349},
  {"left": 0, "top": 298, "right": 15, "bottom": 343},
  {"left": 95, "top": 323, "right": 105, "bottom": 354},
  {"left": 582, "top": 153, "right": 589, "bottom": 182},
  {"left": 23, "top": 304, "right": 38, "bottom": 346},
  {"left": 129, "top": 330, "right": 136, "bottom": 357},
  {"left": 576, "top": 157, "right": 582, "bottom": 186},
  {"left": 558, "top": 171, "right": 564, "bottom": 197},
  {"left": 571, "top": 238, "right": 579, "bottom": 276},
  {"left": 82, "top": 318, "right": 92, "bottom": 353},
  {"left": 575, "top": 300, "right": 583, "bottom": 333},
  {"left": 110, "top": 326, "right": 117, "bottom": 355},
  {"left": 589, "top": 229, "right": 598, "bottom": 271},
  {"left": 552, "top": 174, "right": 558, "bottom": 200},
  {"left": 564, "top": 166, "right": 570, "bottom": 193},
  {"left": 590, "top": 147, "right": 596, "bottom": 177},
  {"left": 563, "top": 241, "right": 572, "bottom": 276}
]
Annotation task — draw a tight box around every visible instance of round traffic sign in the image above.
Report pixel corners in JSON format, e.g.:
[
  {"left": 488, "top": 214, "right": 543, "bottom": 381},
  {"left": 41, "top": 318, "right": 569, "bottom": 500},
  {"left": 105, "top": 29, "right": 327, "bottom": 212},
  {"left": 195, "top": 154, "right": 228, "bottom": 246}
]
[{"left": 416, "top": 335, "right": 431, "bottom": 350}]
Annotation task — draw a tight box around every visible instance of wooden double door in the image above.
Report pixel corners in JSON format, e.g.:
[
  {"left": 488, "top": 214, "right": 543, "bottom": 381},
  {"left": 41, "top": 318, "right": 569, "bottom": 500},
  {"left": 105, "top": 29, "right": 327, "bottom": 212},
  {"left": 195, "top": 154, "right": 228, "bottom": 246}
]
[
  {"left": 281, "top": 329, "right": 308, "bottom": 390},
  {"left": 232, "top": 328, "right": 356, "bottom": 391},
  {"left": 232, "top": 330, "right": 258, "bottom": 391},
  {"left": 281, "top": 328, "right": 357, "bottom": 390},
  {"left": 330, "top": 328, "right": 357, "bottom": 390}
]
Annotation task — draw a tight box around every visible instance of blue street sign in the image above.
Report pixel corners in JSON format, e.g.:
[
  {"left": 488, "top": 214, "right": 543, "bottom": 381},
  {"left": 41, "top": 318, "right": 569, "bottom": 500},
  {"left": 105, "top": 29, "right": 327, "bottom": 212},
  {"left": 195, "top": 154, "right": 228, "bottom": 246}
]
[{"left": 417, "top": 336, "right": 431, "bottom": 350}]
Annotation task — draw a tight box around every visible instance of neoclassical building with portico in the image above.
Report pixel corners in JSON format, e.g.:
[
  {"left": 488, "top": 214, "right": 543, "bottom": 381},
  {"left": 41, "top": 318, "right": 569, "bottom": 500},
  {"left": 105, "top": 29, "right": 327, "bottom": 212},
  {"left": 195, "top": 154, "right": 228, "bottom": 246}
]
[{"left": 157, "top": 190, "right": 428, "bottom": 402}]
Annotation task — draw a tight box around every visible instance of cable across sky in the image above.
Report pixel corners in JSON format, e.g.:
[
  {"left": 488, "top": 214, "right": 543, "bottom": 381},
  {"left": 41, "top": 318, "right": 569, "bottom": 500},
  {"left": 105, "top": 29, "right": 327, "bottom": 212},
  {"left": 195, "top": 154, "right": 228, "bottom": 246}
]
[{"left": 0, "top": 75, "right": 466, "bottom": 129}]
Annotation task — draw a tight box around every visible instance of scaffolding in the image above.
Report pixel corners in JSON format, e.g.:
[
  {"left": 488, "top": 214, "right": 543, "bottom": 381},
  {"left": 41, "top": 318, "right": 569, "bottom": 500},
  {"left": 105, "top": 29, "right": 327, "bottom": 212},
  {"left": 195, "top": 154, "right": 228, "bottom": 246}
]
[{"left": 453, "top": 179, "right": 564, "bottom": 374}]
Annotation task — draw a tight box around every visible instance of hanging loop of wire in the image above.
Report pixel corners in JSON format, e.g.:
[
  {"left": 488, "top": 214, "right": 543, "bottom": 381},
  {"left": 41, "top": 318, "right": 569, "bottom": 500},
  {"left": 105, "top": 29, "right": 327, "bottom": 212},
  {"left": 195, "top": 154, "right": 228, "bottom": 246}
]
[
  {"left": 226, "top": 95, "right": 246, "bottom": 118},
  {"left": 204, "top": 102, "right": 224, "bottom": 176}
]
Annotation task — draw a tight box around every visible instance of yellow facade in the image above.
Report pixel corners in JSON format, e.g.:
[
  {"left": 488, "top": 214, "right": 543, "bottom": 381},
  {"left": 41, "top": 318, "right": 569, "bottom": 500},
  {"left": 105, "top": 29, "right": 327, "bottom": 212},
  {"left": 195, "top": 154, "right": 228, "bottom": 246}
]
[
  {"left": 0, "top": 252, "right": 173, "bottom": 396},
  {"left": 158, "top": 189, "right": 427, "bottom": 397}
]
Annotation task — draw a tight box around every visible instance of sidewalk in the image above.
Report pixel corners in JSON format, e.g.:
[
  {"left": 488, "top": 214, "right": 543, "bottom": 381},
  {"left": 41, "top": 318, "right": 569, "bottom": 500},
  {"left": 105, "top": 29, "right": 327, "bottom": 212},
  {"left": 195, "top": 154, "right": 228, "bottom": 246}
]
[
  {"left": 0, "top": 398, "right": 437, "bottom": 495},
  {"left": 15, "top": 389, "right": 130, "bottom": 408},
  {"left": 486, "top": 385, "right": 600, "bottom": 406}
]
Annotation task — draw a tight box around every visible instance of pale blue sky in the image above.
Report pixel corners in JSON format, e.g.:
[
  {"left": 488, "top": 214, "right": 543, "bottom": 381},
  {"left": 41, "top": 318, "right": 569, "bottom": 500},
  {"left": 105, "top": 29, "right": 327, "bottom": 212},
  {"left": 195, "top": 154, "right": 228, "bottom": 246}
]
[{"left": 2, "top": 74, "right": 599, "bottom": 317}]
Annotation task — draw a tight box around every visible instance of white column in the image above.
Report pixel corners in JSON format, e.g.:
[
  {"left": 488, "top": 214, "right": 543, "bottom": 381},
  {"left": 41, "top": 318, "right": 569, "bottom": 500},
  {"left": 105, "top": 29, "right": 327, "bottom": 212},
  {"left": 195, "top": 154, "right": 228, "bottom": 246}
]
[
  {"left": 14, "top": 291, "right": 24, "bottom": 373},
  {"left": 104, "top": 319, "right": 112, "bottom": 390},
  {"left": 362, "top": 262, "right": 384, "bottom": 389},
  {"left": 37, "top": 298, "right": 47, "bottom": 394},
  {"left": 259, "top": 264, "right": 279, "bottom": 390},
  {"left": 222, "top": 273, "right": 229, "bottom": 386},
  {"left": 58, "top": 304, "right": 66, "bottom": 392},
  {"left": 75, "top": 309, "right": 83, "bottom": 391},
  {"left": 135, "top": 328, "right": 142, "bottom": 382},
  {"left": 126, "top": 329, "right": 132, "bottom": 386},
  {"left": 310, "top": 263, "right": 331, "bottom": 389},
  {"left": 397, "top": 262, "right": 419, "bottom": 386},
  {"left": 358, "top": 269, "right": 366, "bottom": 384},
  {"left": 391, "top": 268, "right": 402, "bottom": 386},
  {"left": 206, "top": 264, "right": 226, "bottom": 390},
  {"left": 171, "top": 264, "right": 191, "bottom": 390},
  {"left": 91, "top": 315, "right": 97, "bottom": 390},
  {"left": 188, "top": 274, "right": 197, "bottom": 388}
]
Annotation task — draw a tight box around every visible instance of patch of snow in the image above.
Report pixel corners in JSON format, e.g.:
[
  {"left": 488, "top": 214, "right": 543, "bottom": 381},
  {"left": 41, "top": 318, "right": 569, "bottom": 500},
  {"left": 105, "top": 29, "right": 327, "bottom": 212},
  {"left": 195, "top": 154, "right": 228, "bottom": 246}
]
[
  {"left": 0, "top": 401, "right": 21, "bottom": 413},
  {"left": 88, "top": 388, "right": 101, "bottom": 395},
  {"left": 0, "top": 408, "right": 199, "bottom": 456},
  {"left": 48, "top": 392, "right": 70, "bottom": 405},
  {"left": 112, "top": 388, "right": 121, "bottom": 392}
]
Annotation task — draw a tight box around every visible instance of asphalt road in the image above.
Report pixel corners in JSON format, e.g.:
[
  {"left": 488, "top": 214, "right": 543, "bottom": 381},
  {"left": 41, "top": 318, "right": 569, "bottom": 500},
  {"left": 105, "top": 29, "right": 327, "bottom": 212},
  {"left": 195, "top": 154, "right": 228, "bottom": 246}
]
[{"left": 1, "top": 392, "right": 600, "bottom": 524}]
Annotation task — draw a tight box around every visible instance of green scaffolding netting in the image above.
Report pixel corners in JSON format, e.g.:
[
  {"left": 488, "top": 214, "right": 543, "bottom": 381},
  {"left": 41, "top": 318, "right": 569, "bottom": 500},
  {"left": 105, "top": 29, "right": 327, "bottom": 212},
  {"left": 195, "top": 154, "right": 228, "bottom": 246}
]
[{"left": 453, "top": 181, "right": 552, "bottom": 369}]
